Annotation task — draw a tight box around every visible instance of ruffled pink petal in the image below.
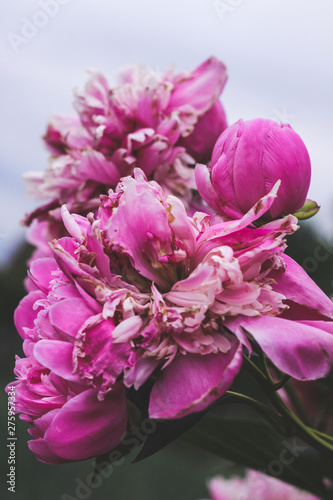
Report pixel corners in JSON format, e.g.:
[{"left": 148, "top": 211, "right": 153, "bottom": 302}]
[
  {"left": 137, "top": 135, "right": 170, "bottom": 177},
  {"left": 149, "top": 340, "right": 242, "bottom": 419},
  {"left": 74, "top": 318, "right": 132, "bottom": 395},
  {"left": 166, "top": 195, "right": 197, "bottom": 256},
  {"left": 43, "top": 115, "right": 91, "bottom": 155},
  {"left": 105, "top": 175, "right": 174, "bottom": 290},
  {"left": 75, "top": 149, "right": 121, "bottom": 185},
  {"left": 74, "top": 71, "right": 112, "bottom": 133},
  {"left": 123, "top": 357, "right": 159, "bottom": 390},
  {"left": 194, "top": 182, "right": 291, "bottom": 266}
]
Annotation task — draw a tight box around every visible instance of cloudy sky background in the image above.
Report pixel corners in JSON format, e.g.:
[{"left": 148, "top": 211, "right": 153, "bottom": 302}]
[{"left": 1, "top": 0, "right": 333, "bottom": 264}]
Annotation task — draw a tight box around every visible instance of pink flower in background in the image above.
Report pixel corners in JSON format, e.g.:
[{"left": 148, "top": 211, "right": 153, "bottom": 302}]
[
  {"left": 208, "top": 471, "right": 320, "bottom": 500},
  {"left": 195, "top": 118, "right": 311, "bottom": 220},
  {"left": 179, "top": 100, "right": 227, "bottom": 164},
  {"left": 8, "top": 169, "right": 333, "bottom": 463},
  {"left": 24, "top": 57, "right": 227, "bottom": 235}
]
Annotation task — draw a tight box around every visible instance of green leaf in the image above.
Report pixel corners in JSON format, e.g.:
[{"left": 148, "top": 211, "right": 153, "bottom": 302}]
[
  {"left": 292, "top": 199, "right": 320, "bottom": 220},
  {"left": 182, "top": 403, "right": 332, "bottom": 499}
]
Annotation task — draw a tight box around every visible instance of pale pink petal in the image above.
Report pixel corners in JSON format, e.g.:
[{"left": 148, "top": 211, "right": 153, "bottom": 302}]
[
  {"left": 49, "top": 298, "right": 98, "bottom": 338},
  {"left": 112, "top": 316, "right": 143, "bottom": 343},
  {"left": 75, "top": 149, "right": 121, "bottom": 184},
  {"left": 33, "top": 340, "right": 82, "bottom": 383},
  {"left": 123, "top": 357, "right": 159, "bottom": 390},
  {"left": 29, "top": 258, "right": 59, "bottom": 293}
]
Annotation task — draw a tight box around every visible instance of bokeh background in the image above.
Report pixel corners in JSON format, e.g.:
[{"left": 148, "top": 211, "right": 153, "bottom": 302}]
[{"left": 1, "top": 1, "right": 333, "bottom": 499}]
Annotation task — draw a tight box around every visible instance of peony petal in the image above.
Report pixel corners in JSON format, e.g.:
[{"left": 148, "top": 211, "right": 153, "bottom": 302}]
[
  {"left": 271, "top": 255, "right": 333, "bottom": 320},
  {"left": 45, "top": 385, "right": 127, "bottom": 460},
  {"left": 167, "top": 57, "right": 227, "bottom": 116},
  {"left": 29, "top": 258, "right": 59, "bottom": 292},
  {"left": 29, "top": 437, "right": 69, "bottom": 464},
  {"left": 105, "top": 175, "right": 175, "bottom": 290},
  {"left": 166, "top": 195, "right": 197, "bottom": 256},
  {"left": 124, "top": 357, "right": 159, "bottom": 390},
  {"left": 195, "top": 162, "right": 223, "bottom": 214},
  {"left": 298, "top": 320, "right": 333, "bottom": 335},
  {"left": 14, "top": 291, "right": 45, "bottom": 339},
  {"left": 76, "top": 149, "right": 121, "bottom": 185},
  {"left": 180, "top": 101, "right": 227, "bottom": 163},
  {"left": 33, "top": 340, "right": 82, "bottom": 383},
  {"left": 49, "top": 298, "right": 97, "bottom": 338},
  {"left": 262, "top": 124, "right": 311, "bottom": 218},
  {"left": 149, "top": 340, "right": 242, "bottom": 419},
  {"left": 74, "top": 317, "right": 132, "bottom": 395},
  {"left": 112, "top": 315, "right": 143, "bottom": 343},
  {"left": 226, "top": 315, "right": 333, "bottom": 380}
]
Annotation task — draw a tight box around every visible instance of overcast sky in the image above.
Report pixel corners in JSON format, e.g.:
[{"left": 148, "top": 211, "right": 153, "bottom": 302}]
[{"left": 1, "top": 0, "right": 333, "bottom": 264}]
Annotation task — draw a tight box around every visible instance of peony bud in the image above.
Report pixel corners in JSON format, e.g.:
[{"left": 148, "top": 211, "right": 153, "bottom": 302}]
[{"left": 195, "top": 118, "right": 312, "bottom": 220}]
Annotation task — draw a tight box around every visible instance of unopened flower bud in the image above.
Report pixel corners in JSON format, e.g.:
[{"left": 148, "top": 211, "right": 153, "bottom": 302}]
[{"left": 195, "top": 118, "right": 312, "bottom": 220}]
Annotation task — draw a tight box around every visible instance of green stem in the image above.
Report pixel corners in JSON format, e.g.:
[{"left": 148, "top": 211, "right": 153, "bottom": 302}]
[
  {"left": 311, "top": 428, "right": 333, "bottom": 445},
  {"left": 242, "top": 354, "right": 333, "bottom": 460},
  {"left": 272, "top": 374, "right": 291, "bottom": 391},
  {"left": 259, "top": 350, "right": 291, "bottom": 390},
  {"left": 259, "top": 349, "right": 274, "bottom": 385},
  {"left": 270, "top": 389, "right": 333, "bottom": 456},
  {"left": 225, "top": 390, "right": 289, "bottom": 436},
  {"left": 281, "top": 378, "right": 312, "bottom": 427},
  {"left": 242, "top": 353, "right": 267, "bottom": 383}
]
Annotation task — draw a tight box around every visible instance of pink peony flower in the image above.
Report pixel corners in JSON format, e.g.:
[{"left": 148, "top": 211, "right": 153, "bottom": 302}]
[
  {"left": 8, "top": 259, "right": 127, "bottom": 464},
  {"left": 208, "top": 471, "right": 320, "bottom": 500},
  {"left": 24, "top": 57, "right": 227, "bottom": 234},
  {"left": 8, "top": 170, "right": 333, "bottom": 463},
  {"left": 195, "top": 118, "right": 311, "bottom": 220}
]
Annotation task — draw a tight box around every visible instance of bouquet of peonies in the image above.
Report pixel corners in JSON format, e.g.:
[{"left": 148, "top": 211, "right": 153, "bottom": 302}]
[{"left": 7, "top": 57, "right": 333, "bottom": 499}]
